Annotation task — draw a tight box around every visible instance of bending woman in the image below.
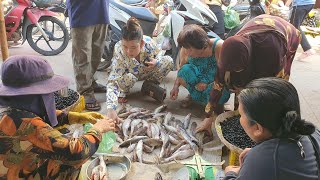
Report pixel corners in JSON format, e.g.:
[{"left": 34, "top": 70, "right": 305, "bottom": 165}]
[{"left": 197, "top": 14, "right": 301, "bottom": 133}]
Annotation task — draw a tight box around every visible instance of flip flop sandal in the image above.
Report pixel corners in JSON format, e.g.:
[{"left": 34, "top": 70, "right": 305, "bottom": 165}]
[{"left": 85, "top": 101, "right": 101, "bottom": 111}]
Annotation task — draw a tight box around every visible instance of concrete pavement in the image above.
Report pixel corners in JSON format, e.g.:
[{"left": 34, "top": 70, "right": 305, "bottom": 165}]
[{"left": 2, "top": 34, "right": 320, "bottom": 127}]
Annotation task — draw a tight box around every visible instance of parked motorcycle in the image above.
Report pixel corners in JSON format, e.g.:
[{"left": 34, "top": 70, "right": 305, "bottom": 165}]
[
  {"left": 3, "top": 0, "right": 69, "bottom": 56},
  {"left": 225, "top": 0, "right": 265, "bottom": 38},
  {"left": 98, "top": 0, "right": 218, "bottom": 71}
]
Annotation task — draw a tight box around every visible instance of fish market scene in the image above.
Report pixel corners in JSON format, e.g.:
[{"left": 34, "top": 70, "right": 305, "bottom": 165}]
[{"left": 1, "top": 0, "right": 320, "bottom": 179}]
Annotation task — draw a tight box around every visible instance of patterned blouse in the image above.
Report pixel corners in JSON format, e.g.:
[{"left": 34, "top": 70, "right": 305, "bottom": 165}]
[
  {"left": 0, "top": 108, "right": 102, "bottom": 179},
  {"left": 106, "top": 36, "right": 162, "bottom": 110}
]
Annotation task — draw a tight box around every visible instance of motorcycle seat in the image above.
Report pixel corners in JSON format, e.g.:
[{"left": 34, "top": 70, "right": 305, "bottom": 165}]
[{"left": 111, "top": 0, "right": 158, "bottom": 22}]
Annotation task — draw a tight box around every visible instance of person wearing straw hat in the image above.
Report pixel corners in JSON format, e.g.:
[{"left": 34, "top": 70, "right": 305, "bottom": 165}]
[
  {"left": 0, "top": 56, "right": 115, "bottom": 179},
  {"left": 224, "top": 77, "right": 320, "bottom": 180}
]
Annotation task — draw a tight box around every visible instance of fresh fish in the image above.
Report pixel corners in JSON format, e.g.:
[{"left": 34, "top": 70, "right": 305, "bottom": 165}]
[
  {"left": 151, "top": 123, "right": 160, "bottom": 139},
  {"left": 159, "top": 128, "right": 170, "bottom": 159},
  {"left": 127, "top": 143, "right": 137, "bottom": 153},
  {"left": 136, "top": 140, "right": 144, "bottom": 163},
  {"left": 127, "top": 112, "right": 142, "bottom": 119},
  {"left": 129, "top": 119, "right": 142, "bottom": 138},
  {"left": 177, "top": 126, "right": 198, "bottom": 152},
  {"left": 143, "top": 138, "right": 163, "bottom": 147},
  {"left": 98, "top": 156, "right": 108, "bottom": 180},
  {"left": 171, "top": 141, "right": 187, "bottom": 155},
  {"left": 168, "top": 134, "right": 180, "bottom": 145},
  {"left": 154, "top": 104, "right": 167, "bottom": 114},
  {"left": 131, "top": 126, "right": 148, "bottom": 137},
  {"left": 119, "top": 136, "right": 148, "bottom": 147},
  {"left": 190, "top": 122, "right": 197, "bottom": 136},
  {"left": 137, "top": 113, "right": 154, "bottom": 119},
  {"left": 183, "top": 113, "right": 192, "bottom": 130},
  {"left": 143, "top": 144, "right": 155, "bottom": 153},
  {"left": 122, "top": 118, "right": 132, "bottom": 140},
  {"left": 164, "top": 143, "right": 172, "bottom": 158},
  {"left": 174, "top": 119, "right": 184, "bottom": 129},
  {"left": 163, "top": 112, "right": 172, "bottom": 125},
  {"left": 115, "top": 133, "right": 124, "bottom": 143},
  {"left": 162, "top": 149, "right": 195, "bottom": 163},
  {"left": 163, "top": 124, "right": 178, "bottom": 135}
]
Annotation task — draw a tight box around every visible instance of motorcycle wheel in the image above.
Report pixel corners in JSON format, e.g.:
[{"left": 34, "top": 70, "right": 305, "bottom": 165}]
[
  {"left": 97, "top": 27, "right": 118, "bottom": 71},
  {"left": 26, "top": 16, "right": 69, "bottom": 56}
]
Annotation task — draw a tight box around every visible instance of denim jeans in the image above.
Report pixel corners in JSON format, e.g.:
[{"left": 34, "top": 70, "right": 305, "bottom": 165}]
[{"left": 290, "top": 4, "right": 314, "bottom": 51}]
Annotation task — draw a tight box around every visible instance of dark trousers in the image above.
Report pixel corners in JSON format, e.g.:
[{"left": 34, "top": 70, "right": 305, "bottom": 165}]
[
  {"left": 290, "top": 4, "right": 314, "bottom": 51},
  {"left": 209, "top": 5, "right": 225, "bottom": 39}
]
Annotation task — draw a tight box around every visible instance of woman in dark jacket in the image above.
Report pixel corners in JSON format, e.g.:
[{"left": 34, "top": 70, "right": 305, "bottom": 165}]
[{"left": 224, "top": 77, "right": 319, "bottom": 180}]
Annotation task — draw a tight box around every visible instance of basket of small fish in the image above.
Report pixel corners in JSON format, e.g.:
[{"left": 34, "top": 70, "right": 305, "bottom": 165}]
[
  {"left": 54, "top": 88, "right": 84, "bottom": 112},
  {"left": 215, "top": 111, "right": 255, "bottom": 154},
  {"left": 86, "top": 154, "right": 131, "bottom": 180}
]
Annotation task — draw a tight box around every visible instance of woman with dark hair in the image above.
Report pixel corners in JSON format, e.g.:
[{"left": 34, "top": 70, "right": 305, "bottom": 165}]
[
  {"left": 170, "top": 24, "right": 230, "bottom": 117},
  {"left": 224, "top": 77, "right": 319, "bottom": 180},
  {"left": 106, "top": 17, "right": 173, "bottom": 122},
  {"left": 197, "top": 14, "right": 301, "bottom": 133}
]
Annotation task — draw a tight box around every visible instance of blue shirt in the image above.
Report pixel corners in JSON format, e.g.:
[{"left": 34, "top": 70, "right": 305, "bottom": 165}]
[
  {"left": 67, "top": 0, "right": 110, "bottom": 28},
  {"left": 293, "top": 0, "right": 316, "bottom": 6}
]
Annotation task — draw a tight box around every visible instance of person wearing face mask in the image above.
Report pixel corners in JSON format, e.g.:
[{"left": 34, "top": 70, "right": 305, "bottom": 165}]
[
  {"left": 170, "top": 25, "right": 230, "bottom": 132},
  {"left": 0, "top": 55, "right": 115, "bottom": 179},
  {"left": 197, "top": 14, "right": 301, "bottom": 134},
  {"left": 224, "top": 77, "right": 320, "bottom": 180},
  {"left": 106, "top": 17, "right": 174, "bottom": 123}
]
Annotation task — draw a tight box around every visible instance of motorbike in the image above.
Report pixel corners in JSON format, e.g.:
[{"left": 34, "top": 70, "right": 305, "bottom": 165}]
[
  {"left": 225, "top": 0, "right": 266, "bottom": 38},
  {"left": 98, "top": 0, "right": 218, "bottom": 71},
  {"left": 3, "top": 0, "right": 69, "bottom": 56}
]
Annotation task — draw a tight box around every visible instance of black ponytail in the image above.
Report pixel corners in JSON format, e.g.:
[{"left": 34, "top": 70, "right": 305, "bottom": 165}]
[
  {"left": 122, "top": 17, "right": 143, "bottom": 41},
  {"left": 238, "top": 77, "right": 316, "bottom": 138}
]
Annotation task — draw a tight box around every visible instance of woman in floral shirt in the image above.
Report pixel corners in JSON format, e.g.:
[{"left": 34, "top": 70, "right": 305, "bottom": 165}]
[
  {"left": 0, "top": 56, "right": 115, "bottom": 179},
  {"left": 106, "top": 17, "right": 173, "bottom": 122}
]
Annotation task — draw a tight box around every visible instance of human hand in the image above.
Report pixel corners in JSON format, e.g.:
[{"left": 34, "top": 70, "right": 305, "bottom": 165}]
[
  {"left": 68, "top": 111, "right": 104, "bottom": 124},
  {"left": 239, "top": 148, "right": 251, "bottom": 166},
  {"left": 92, "top": 118, "right": 115, "bottom": 134},
  {"left": 195, "top": 82, "right": 207, "bottom": 92},
  {"left": 144, "top": 58, "right": 158, "bottom": 71},
  {"left": 106, "top": 109, "right": 123, "bottom": 124},
  {"left": 170, "top": 87, "right": 179, "bottom": 100},
  {"left": 224, "top": 166, "right": 240, "bottom": 174},
  {"left": 195, "top": 117, "right": 213, "bottom": 135}
]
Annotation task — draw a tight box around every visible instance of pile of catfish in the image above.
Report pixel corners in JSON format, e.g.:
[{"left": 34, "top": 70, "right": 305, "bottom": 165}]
[{"left": 114, "top": 104, "right": 224, "bottom": 164}]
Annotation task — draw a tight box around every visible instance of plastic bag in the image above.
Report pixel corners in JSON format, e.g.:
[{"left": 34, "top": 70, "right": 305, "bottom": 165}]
[
  {"left": 84, "top": 123, "right": 116, "bottom": 153},
  {"left": 224, "top": 7, "right": 241, "bottom": 30}
]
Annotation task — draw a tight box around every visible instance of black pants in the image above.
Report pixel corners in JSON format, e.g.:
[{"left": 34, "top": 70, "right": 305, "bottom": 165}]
[
  {"left": 209, "top": 5, "right": 225, "bottom": 39},
  {"left": 290, "top": 4, "right": 314, "bottom": 51}
]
